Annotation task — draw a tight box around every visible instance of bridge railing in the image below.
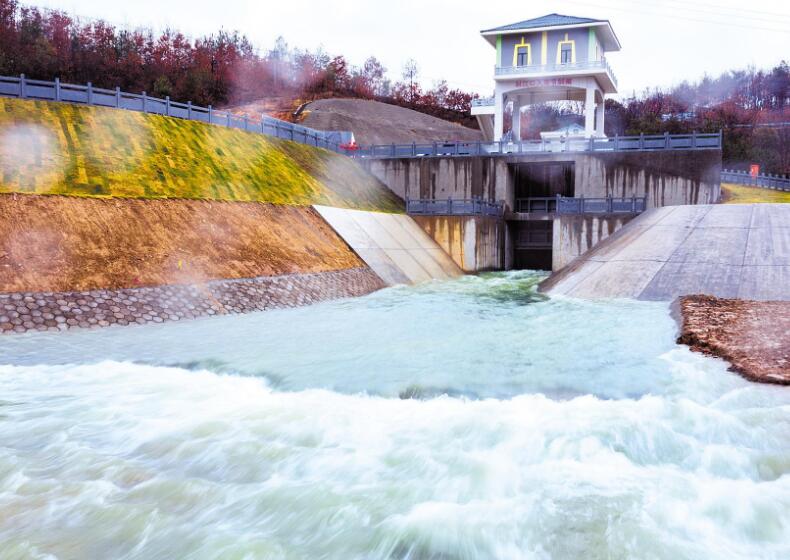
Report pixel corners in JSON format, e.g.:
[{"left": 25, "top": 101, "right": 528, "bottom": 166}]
[
  {"left": 406, "top": 197, "right": 505, "bottom": 217},
  {"left": 515, "top": 196, "right": 647, "bottom": 215},
  {"left": 353, "top": 132, "right": 722, "bottom": 159},
  {"left": 0, "top": 74, "right": 347, "bottom": 152},
  {"left": 721, "top": 169, "right": 790, "bottom": 191}
]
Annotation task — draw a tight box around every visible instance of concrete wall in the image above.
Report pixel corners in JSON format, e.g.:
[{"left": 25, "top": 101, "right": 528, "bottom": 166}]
[
  {"left": 313, "top": 206, "right": 462, "bottom": 285},
  {"left": 360, "top": 157, "right": 505, "bottom": 202},
  {"left": 362, "top": 149, "right": 722, "bottom": 211},
  {"left": 412, "top": 216, "right": 505, "bottom": 272},
  {"left": 552, "top": 215, "right": 635, "bottom": 271},
  {"left": 575, "top": 151, "right": 722, "bottom": 207}
]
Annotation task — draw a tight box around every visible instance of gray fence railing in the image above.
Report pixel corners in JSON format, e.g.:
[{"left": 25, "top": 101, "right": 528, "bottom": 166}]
[
  {"left": 721, "top": 169, "right": 790, "bottom": 191},
  {"left": 0, "top": 74, "right": 349, "bottom": 152},
  {"left": 515, "top": 196, "right": 647, "bottom": 215},
  {"left": 406, "top": 197, "right": 505, "bottom": 217},
  {"left": 354, "top": 132, "right": 722, "bottom": 159}
]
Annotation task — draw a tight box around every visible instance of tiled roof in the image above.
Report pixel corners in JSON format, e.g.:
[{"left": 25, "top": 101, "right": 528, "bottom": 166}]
[{"left": 482, "top": 13, "right": 603, "bottom": 33}]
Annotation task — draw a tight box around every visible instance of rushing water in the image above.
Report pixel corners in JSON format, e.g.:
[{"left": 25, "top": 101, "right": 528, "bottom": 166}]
[{"left": 0, "top": 272, "right": 788, "bottom": 560}]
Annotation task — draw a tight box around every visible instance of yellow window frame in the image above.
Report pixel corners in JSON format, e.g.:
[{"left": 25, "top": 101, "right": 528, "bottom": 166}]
[
  {"left": 556, "top": 33, "right": 576, "bottom": 64},
  {"left": 513, "top": 38, "right": 532, "bottom": 67}
]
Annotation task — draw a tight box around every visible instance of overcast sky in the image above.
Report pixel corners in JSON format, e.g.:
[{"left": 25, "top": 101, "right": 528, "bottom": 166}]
[{"left": 31, "top": 0, "right": 790, "bottom": 98}]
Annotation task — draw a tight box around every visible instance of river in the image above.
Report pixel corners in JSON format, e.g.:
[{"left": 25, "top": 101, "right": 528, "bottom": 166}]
[{"left": 0, "top": 272, "right": 788, "bottom": 559}]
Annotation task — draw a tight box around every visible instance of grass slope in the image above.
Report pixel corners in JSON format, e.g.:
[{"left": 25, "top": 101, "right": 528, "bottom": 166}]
[
  {"left": 0, "top": 98, "right": 402, "bottom": 211},
  {"left": 721, "top": 183, "right": 790, "bottom": 204}
]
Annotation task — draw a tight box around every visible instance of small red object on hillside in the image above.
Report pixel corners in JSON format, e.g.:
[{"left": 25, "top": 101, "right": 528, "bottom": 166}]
[{"left": 750, "top": 164, "right": 760, "bottom": 177}]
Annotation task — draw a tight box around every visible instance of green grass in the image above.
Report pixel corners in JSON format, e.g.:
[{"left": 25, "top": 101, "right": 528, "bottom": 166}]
[
  {"left": 0, "top": 98, "right": 402, "bottom": 212},
  {"left": 721, "top": 183, "right": 790, "bottom": 204}
]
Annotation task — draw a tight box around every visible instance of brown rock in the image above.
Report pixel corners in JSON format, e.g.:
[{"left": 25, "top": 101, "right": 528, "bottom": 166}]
[{"left": 677, "top": 295, "right": 790, "bottom": 385}]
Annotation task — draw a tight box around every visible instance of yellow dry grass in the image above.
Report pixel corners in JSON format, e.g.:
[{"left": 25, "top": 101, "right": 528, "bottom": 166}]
[{"left": 721, "top": 183, "right": 790, "bottom": 204}]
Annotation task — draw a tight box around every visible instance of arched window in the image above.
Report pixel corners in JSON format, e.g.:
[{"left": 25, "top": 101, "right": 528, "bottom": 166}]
[
  {"left": 513, "top": 37, "right": 532, "bottom": 67},
  {"left": 556, "top": 33, "right": 576, "bottom": 65}
]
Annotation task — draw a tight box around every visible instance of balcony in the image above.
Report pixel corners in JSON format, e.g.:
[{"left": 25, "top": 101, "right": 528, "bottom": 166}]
[{"left": 494, "top": 59, "right": 618, "bottom": 91}]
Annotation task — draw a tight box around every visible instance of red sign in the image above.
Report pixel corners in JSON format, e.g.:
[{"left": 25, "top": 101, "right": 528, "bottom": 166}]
[
  {"left": 514, "top": 78, "right": 573, "bottom": 88},
  {"left": 749, "top": 164, "right": 760, "bottom": 177}
]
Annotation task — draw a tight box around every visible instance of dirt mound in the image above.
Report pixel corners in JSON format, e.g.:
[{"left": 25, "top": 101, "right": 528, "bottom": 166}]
[
  {"left": 0, "top": 194, "right": 363, "bottom": 292},
  {"left": 299, "top": 98, "right": 484, "bottom": 146}
]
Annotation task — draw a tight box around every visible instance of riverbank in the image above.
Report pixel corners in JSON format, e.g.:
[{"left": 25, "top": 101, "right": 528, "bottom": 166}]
[{"left": 677, "top": 294, "right": 790, "bottom": 385}]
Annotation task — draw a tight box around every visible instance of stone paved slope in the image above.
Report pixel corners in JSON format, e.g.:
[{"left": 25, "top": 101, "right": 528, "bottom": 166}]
[{"left": 541, "top": 204, "right": 790, "bottom": 301}]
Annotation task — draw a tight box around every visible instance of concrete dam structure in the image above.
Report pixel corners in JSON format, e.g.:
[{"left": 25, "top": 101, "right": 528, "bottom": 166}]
[
  {"left": 360, "top": 147, "right": 722, "bottom": 273},
  {"left": 540, "top": 203, "right": 790, "bottom": 301}
]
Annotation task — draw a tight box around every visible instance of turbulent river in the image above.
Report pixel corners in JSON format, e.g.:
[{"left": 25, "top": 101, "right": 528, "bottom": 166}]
[{"left": 0, "top": 272, "right": 788, "bottom": 559}]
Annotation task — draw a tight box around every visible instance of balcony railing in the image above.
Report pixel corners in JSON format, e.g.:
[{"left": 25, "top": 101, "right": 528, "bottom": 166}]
[
  {"left": 515, "top": 196, "right": 647, "bottom": 215},
  {"left": 471, "top": 97, "right": 495, "bottom": 108},
  {"left": 352, "top": 132, "right": 722, "bottom": 159},
  {"left": 494, "top": 59, "right": 618, "bottom": 88},
  {"left": 406, "top": 197, "right": 504, "bottom": 218}
]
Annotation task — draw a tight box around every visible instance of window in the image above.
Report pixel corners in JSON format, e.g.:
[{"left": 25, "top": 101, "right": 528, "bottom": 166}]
[
  {"left": 556, "top": 33, "right": 576, "bottom": 65},
  {"left": 561, "top": 45, "right": 572, "bottom": 64},
  {"left": 512, "top": 38, "right": 531, "bottom": 67}
]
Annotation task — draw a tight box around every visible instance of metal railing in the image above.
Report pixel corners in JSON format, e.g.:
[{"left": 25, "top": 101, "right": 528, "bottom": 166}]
[
  {"left": 406, "top": 197, "right": 505, "bottom": 217},
  {"left": 471, "top": 97, "right": 495, "bottom": 108},
  {"left": 515, "top": 196, "right": 647, "bottom": 215},
  {"left": 494, "top": 58, "right": 618, "bottom": 88},
  {"left": 0, "top": 74, "right": 348, "bottom": 152},
  {"left": 354, "top": 132, "right": 722, "bottom": 159},
  {"left": 721, "top": 169, "right": 790, "bottom": 191}
]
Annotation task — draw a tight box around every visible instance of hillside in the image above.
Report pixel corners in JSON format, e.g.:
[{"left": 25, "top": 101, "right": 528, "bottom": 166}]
[
  {"left": 230, "top": 98, "right": 484, "bottom": 146},
  {"left": 301, "top": 99, "right": 484, "bottom": 145},
  {"left": 0, "top": 98, "right": 401, "bottom": 212}
]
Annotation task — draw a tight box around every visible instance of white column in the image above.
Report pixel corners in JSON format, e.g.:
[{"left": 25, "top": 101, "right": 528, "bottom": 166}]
[
  {"left": 512, "top": 97, "right": 522, "bottom": 142},
  {"left": 584, "top": 86, "right": 596, "bottom": 138},
  {"left": 595, "top": 100, "right": 605, "bottom": 137},
  {"left": 494, "top": 88, "right": 505, "bottom": 141}
]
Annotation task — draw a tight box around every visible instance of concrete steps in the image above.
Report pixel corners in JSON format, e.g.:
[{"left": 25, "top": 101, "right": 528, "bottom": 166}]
[{"left": 540, "top": 204, "right": 790, "bottom": 301}]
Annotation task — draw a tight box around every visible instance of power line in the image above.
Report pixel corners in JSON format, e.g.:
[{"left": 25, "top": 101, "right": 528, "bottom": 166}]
[
  {"left": 626, "top": 0, "right": 790, "bottom": 24},
  {"left": 653, "top": 0, "right": 790, "bottom": 21},
  {"left": 565, "top": 0, "right": 790, "bottom": 33}
]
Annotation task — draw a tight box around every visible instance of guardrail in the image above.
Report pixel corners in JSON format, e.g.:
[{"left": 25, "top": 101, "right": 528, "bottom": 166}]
[
  {"left": 406, "top": 197, "right": 504, "bottom": 217},
  {"left": 721, "top": 169, "right": 790, "bottom": 191},
  {"left": 515, "top": 196, "right": 647, "bottom": 215},
  {"left": 354, "top": 132, "right": 722, "bottom": 159},
  {"left": 0, "top": 74, "right": 347, "bottom": 152},
  {"left": 494, "top": 58, "right": 618, "bottom": 88},
  {"left": 471, "top": 97, "right": 495, "bottom": 108}
]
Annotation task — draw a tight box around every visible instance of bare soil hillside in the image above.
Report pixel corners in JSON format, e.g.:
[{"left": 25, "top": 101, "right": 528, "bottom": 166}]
[
  {"left": 300, "top": 99, "right": 483, "bottom": 145},
  {"left": 0, "top": 195, "right": 363, "bottom": 292}
]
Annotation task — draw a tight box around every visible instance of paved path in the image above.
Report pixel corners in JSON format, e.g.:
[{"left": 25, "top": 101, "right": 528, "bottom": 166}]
[
  {"left": 314, "top": 206, "right": 463, "bottom": 285},
  {"left": 541, "top": 204, "right": 790, "bottom": 301}
]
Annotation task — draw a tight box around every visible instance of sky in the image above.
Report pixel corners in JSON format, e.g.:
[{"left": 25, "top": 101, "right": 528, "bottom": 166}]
[{"left": 31, "top": 0, "right": 790, "bottom": 99}]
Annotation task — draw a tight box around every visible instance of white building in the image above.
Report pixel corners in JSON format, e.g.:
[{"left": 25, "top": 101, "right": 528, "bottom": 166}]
[{"left": 471, "top": 13, "right": 620, "bottom": 141}]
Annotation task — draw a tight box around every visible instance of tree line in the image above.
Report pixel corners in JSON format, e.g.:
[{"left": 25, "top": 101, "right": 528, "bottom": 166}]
[
  {"left": 520, "top": 63, "right": 789, "bottom": 174},
  {"left": 0, "top": 0, "right": 786, "bottom": 172},
  {"left": 0, "top": 0, "right": 478, "bottom": 124}
]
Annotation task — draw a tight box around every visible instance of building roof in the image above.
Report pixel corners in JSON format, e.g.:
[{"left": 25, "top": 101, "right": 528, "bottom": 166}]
[
  {"left": 481, "top": 13, "right": 621, "bottom": 51},
  {"left": 482, "top": 13, "right": 602, "bottom": 33}
]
